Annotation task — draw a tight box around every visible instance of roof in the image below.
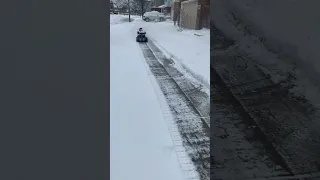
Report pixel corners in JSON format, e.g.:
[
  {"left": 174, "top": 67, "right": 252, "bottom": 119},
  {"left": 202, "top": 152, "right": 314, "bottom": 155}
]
[{"left": 158, "top": 4, "right": 169, "bottom": 8}]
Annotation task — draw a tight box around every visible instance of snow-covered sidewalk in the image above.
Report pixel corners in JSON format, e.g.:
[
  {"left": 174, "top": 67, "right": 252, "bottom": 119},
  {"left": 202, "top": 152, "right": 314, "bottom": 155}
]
[{"left": 110, "top": 15, "right": 186, "bottom": 180}]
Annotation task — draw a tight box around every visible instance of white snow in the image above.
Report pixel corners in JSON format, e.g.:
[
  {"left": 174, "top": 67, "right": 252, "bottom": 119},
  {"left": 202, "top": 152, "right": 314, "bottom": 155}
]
[
  {"left": 110, "top": 15, "right": 187, "bottom": 180},
  {"left": 135, "top": 18, "right": 210, "bottom": 88},
  {"left": 212, "top": 0, "right": 320, "bottom": 85},
  {"left": 144, "top": 11, "right": 161, "bottom": 16},
  {"left": 227, "top": 0, "right": 320, "bottom": 73},
  {"left": 212, "top": 1, "right": 320, "bottom": 132},
  {"left": 110, "top": 15, "right": 128, "bottom": 25},
  {"left": 226, "top": 0, "right": 320, "bottom": 85},
  {"left": 212, "top": 0, "right": 320, "bottom": 81},
  {"left": 158, "top": 4, "right": 168, "bottom": 8}
]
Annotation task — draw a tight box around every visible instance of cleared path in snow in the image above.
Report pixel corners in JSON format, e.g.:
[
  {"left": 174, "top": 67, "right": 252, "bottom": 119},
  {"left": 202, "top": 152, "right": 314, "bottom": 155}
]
[{"left": 139, "top": 42, "right": 210, "bottom": 180}]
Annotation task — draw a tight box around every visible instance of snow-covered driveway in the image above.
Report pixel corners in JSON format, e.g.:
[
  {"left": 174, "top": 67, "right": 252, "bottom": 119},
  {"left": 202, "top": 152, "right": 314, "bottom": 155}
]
[{"left": 110, "top": 16, "right": 186, "bottom": 180}]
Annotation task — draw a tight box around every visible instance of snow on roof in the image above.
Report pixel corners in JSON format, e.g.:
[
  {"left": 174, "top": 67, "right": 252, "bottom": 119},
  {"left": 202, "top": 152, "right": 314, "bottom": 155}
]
[
  {"left": 146, "top": 11, "right": 160, "bottom": 13},
  {"left": 181, "top": 0, "right": 198, "bottom": 4},
  {"left": 158, "top": 4, "right": 169, "bottom": 8}
]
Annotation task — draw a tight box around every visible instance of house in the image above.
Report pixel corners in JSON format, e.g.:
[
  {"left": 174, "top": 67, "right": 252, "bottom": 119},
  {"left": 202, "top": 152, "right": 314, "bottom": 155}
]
[
  {"left": 145, "top": 0, "right": 152, "bottom": 12},
  {"left": 151, "top": 4, "right": 171, "bottom": 15},
  {"left": 172, "top": 0, "right": 209, "bottom": 30},
  {"left": 159, "top": 4, "right": 171, "bottom": 15},
  {"left": 165, "top": 0, "right": 173, "bottom": 6},
  {"left": 150, "top": 0, "right": 173, "bottom": 15},
  {"left": 151, "top": 0, "right": 165, "bottom": 8}
]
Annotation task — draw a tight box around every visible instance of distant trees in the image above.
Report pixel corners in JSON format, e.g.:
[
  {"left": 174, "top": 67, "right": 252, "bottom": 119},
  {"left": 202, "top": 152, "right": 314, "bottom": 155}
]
[
  {"left": 110, "top": 0, "right": 114, "bottom": 10},
  {"left": 131, "top": 0, "right": 152, "bottom": 16},
  {"left": 113, "top": 0, "right": 128, "bottom": 13},
  {"left": 112, "top": 0, "right": 151, "bottom": 16}
]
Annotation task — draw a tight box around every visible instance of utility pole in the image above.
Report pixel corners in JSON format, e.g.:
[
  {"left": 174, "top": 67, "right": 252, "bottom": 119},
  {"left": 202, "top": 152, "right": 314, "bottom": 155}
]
[{"left": 128, "top": 0, "right": 131, "bottom": 22}]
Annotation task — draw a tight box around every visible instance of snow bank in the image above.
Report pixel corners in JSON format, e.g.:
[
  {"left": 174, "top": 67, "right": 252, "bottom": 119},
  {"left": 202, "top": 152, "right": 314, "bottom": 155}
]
[
  {"left": 110, "top": 14, "right": 139, "bottom": 25},
  {"left": 213, "top": 0, "right": 320, "bottom": 88},
  {"left": 110, "top": 15, "right": 126, "bottom": 25},
  {"left": 212, "top": 0, "right": 320, "bottom": 133},
  {"left": 142, "top": 21, "right": 210, "bottom": 88}
]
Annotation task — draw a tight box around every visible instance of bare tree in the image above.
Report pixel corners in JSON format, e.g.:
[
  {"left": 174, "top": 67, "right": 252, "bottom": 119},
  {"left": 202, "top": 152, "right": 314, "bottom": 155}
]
[
  {"left": 113, "top": 0, "right": 132, "bottom": 22},
  {"left": 110, "top": 0, "right": 114, "bottom": 11},
  {"left": 131, "top": 0, "right": 151, "bottom": 17},
  {"left": 128, "top": 0, "right": 131, "bottom": 21},
  {"left": 112, "top": 0, "right": 151, "bottom": 21},
  {"left": 113, "top": 0, "right": 126, "bottom": 9}
]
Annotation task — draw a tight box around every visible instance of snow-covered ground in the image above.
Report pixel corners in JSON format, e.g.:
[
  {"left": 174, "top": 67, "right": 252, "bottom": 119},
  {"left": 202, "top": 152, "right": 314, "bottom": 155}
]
[
  {"left": 109, "top": 15, "right": 124, "bottom": 25},
  {"left": 212, "top": 0, "right": 320, "bottom": 130},
  {"left": 133, "top": 17, "right": 210, "bottom": 88},
  {"left": 225, "top": 0, "right": 320, "bottom": 79},
  {"left": 110, "top": 15, "right": 187, "bottom": 180}
]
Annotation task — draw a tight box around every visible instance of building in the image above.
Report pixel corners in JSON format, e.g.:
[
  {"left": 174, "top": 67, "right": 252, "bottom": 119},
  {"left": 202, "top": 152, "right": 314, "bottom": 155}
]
[
  {"left": 151, "top": 0, "right": 165, "bottom": 8},
  {"left": 151, "top": 4, "right": 171, "bottom": 15},
  {"left": 165, "top": 0, "right": 173, "bottom": 6},
  {"left": 172, "top": 0, "right": 209, "bottom": 30}
]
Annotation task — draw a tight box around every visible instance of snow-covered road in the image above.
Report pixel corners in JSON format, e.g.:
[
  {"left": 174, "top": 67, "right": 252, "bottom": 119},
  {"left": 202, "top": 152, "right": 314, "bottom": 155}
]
[{"left": 110, "top": 17, "right": 186, "bottom": 180}]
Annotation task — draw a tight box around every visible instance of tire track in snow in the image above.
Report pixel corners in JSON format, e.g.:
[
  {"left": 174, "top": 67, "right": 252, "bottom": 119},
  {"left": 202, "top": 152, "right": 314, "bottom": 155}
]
[
  {"left": 138, "top": 42, "right": 210, "bottom": 180},
  {"left": 146, "top": 40, "right": 210, "bottom": 127}
]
